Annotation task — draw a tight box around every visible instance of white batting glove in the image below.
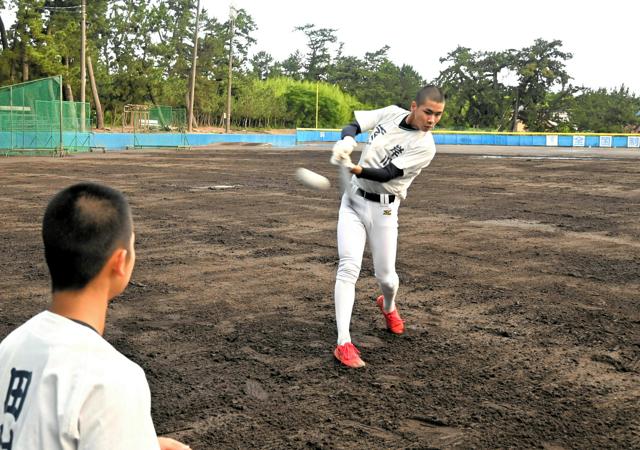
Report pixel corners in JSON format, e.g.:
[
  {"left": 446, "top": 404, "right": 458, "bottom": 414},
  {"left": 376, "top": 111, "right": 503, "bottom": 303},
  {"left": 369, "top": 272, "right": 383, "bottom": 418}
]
[
  {"left": 335, "top": 153, "right": 356, "bottom": 170},
  {"left": 330, "top": 136, "right": 357, "bottom": 165}
]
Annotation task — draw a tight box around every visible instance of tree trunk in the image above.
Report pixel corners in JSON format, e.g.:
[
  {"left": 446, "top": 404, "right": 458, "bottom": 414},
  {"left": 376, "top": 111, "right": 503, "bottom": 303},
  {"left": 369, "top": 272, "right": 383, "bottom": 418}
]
[
  {"left": 87, "top": 56, "right": 104, "bottom": 129},
  {"left": 21, "top": 46, "right": 29, "bottom": 82},
  {"left": 0, "top": 16, "right": 8, "bottom": 51},
  {"left": 511, "top": 88, "right": 520, "bottom": 132},
  {"left": 64, "top": 84, "right": 74, "bottom": 101},
  {"left": 187, "top": 0, "right": 201, "bottom": 132},
  {"left": 185, "top": 92, "right": 197, "bottom": 130},
  {"left": 19, "top": 13, "right": 29, "bottom": 81}
]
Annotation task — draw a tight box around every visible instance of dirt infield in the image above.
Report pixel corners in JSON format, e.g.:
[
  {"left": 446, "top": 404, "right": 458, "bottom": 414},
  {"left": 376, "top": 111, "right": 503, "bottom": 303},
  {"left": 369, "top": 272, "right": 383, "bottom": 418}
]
[{"left": 1, "top": 145, "right": 639, "bottom": 449}]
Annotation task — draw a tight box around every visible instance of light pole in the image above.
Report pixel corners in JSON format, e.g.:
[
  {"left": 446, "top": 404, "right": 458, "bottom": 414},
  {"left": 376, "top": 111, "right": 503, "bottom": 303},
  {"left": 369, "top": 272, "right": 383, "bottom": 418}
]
[
  {"left": 315, "top": 82, "right": 319, "bottom": 129},
  {"left": 225, "top": 5, "right": 237, "bottom": 133}
]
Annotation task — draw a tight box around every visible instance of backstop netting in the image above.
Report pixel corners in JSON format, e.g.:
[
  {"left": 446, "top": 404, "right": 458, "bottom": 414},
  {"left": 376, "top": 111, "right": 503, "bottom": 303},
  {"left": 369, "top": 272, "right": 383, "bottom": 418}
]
[
  {"left": 0, "top": 76, "right": 90, "bottom": 155},
  {"left": 150, "top": 106, "right": 187, "bottom": 131}
]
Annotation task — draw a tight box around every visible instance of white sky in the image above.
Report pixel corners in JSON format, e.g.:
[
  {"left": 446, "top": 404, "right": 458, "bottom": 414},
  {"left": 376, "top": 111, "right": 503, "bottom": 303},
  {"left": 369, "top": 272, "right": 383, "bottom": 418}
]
[
  {"left": 202, "top": 0, "right": 640, "bottom": 94},
  {"left": 1, "top": 0, "right": 638, "bottom": 94}
]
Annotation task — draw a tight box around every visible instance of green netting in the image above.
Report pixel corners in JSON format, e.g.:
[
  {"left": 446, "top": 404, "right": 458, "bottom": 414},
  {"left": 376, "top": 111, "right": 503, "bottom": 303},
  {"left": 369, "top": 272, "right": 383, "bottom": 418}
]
[
  {"left": 0, "top": 76, "right": 91, "bottom": 155},
  {"left": 149, "top": 106, "right": 187, "bottom": 131}
]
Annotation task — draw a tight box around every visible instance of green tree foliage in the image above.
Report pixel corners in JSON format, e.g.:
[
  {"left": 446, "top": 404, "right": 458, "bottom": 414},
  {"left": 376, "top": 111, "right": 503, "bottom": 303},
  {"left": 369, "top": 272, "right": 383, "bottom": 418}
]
[
  {"left": 436, "top": 46, "right": 514, "bottom": 130},
  {"left": 280, "top": 50, "right": 304, "bottom": 80},
  {"left": 569, "top": 86, "right": 640, "bottom": 133},
  {"left": 250, "top": 50, "right": 274, "bottom": 80},
  {"left": 293, "top": 24, "right": 338, "bottom": 81},
  {"left": 436, "top": 39, "right": 578, "bottom": 132},
  {"left": 511, "top": 39, "right": 575, "bottom": 131},
  {"left": 1, "top": 4, "right": 637, "bottom": 133},
  {"left": 327, "top": 46, "right": 424, "bottom": 109},
  {"left": 0, "top": 1, "right": 259, "bottom": 127},
  {"left": 2, "top": 0, "right": 68, "bottom": 82}
]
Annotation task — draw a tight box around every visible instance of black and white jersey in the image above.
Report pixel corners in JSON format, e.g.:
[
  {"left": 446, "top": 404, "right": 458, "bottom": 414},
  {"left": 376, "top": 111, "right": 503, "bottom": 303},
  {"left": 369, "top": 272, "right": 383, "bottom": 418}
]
[{"left": 353, "top": 105, "right": 436, "bottom": 200}]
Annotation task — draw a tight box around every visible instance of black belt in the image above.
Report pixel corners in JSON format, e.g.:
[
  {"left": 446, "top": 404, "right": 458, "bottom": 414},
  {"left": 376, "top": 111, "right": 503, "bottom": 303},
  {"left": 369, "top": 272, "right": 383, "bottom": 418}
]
[{"left": 355, "top": 188, "right": 395, "bottom": 203}]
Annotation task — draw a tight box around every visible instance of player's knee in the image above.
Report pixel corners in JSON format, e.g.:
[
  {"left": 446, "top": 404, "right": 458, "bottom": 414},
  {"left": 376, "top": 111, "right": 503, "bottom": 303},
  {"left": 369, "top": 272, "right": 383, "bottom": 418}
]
[
  {"left": 377, "top": 272, "right": 399, "bottom": 292},
  {"left": 336, "top": 259, "right": 361, "bottom": 285}
]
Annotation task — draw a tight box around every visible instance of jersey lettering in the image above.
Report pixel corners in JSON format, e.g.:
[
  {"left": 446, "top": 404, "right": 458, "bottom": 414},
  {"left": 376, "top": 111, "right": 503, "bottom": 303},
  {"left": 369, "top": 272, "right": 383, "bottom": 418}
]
[
  {"left": 368, "top": 124, "right": 387, "bottom": 143},
  {"left": 1, "top": 369, "right": 32, "bottom": 450},
  {"left": 0, "top": 428, "right": 12, "bottom": 450},
  {"left": 380, "top": 144, "right": 405, "bottom": 166}
]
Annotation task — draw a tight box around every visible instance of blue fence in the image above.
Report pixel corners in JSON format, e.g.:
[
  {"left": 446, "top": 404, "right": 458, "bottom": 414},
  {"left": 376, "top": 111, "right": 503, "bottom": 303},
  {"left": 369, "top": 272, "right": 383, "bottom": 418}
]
[
  {"left": 295, "top": 129, "right": 640, "bottom": 149},
  {"left": 0, "top": 131, "right": 91, "bottom": 150},
  {"left": 296, "top": 129, "right": 366, "bottom": 144},
  {"left": 8, "top": 130, "right": 633, "bottom": 152},
  {"left": 92, "top": 132, "right": 296, "bottom": 150}
]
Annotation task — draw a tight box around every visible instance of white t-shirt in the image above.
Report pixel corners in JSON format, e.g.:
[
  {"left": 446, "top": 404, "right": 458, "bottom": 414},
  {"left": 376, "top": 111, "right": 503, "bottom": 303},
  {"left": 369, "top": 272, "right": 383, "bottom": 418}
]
[
  {"left": 353, "top": 105, "right": 436, "bottom": 200},
  {"left": 0, "top": 311, "right": 160, "bottom": 450}
]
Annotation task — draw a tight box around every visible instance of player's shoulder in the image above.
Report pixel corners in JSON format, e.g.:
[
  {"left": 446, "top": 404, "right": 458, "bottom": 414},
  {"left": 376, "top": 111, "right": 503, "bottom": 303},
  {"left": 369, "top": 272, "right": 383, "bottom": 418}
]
[
  {"left": 0, "top": 311, "right": 52, "bottom": 351},
  {"left": 385, "top": 105, "right": 409, "bottom": 120},
  {"left": 17, "top": 312, "right": 144, "bottom": 381},
  {"left": 407, "top": 131, "right": 436, "bottom": 154},
  {"left": 360, "top": 105, "right": 407, "bottom": 120},
  {"left": 82, "top": 336, "right": 146, "bottom": 382},
  {"left": 363, "top": 105, "right": 409, "bottom": 129}
]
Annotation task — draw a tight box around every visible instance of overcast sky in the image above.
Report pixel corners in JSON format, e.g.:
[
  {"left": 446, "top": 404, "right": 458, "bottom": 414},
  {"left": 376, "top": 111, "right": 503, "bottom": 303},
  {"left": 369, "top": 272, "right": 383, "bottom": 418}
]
[
  {"left": 202, "top": 0, "right": 639, "bottom": 94},
  {"left": 1, "top": 1, "right": 638, "bottom": 94}
]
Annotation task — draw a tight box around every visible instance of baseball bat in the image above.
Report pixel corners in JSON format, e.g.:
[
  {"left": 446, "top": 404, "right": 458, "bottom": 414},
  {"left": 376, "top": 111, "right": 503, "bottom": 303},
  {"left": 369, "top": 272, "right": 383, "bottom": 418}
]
[{"left": 337, "top": 166, "right": 354, "bottom": 200}]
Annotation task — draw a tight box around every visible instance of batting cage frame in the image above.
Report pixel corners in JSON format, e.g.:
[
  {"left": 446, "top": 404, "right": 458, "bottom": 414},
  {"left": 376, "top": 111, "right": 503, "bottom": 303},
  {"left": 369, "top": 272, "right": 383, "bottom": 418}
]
[{"left": 122, "top": 104, "right": 190, "bottom": 149}]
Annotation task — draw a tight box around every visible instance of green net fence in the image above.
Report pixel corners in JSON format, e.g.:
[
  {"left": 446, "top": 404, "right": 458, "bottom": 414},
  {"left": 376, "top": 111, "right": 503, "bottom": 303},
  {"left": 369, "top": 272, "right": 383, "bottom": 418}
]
[
  {"left": 0, "top": 76, "right": 90, "bottom": 155},
  {"left": 150, "top": 106, "right": 187, "bottom": 131}
]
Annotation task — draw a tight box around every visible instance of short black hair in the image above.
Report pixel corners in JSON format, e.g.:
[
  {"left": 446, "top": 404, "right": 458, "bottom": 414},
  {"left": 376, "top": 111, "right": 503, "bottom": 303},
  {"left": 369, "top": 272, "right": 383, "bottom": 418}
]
[
  {"left": 415, "top": 85, "right": 446, "bottom": 106},
  {"left": 42, "top": 182, "right": 133, "bottom": 292}
]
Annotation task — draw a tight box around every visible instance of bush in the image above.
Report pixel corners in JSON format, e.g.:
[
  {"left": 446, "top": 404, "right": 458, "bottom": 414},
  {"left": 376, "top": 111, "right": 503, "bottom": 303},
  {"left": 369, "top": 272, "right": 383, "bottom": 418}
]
[{"left": 234, "top": 77, "right": 364, "bottom": 129}]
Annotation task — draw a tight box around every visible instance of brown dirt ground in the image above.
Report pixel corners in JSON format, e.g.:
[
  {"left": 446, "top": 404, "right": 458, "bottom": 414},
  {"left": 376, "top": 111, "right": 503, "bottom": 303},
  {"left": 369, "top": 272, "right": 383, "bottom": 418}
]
[{"left": 1, "top": 145, "right": 639, "bottom": 449}]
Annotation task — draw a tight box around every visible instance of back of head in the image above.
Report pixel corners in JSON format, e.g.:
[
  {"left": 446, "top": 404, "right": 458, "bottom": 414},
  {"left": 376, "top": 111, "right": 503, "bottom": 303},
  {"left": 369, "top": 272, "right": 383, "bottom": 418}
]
[
  {"left": 42, "top": 183, "right": 133, "bottom": 293},
  {"left": 415, "top": 85, "right": 446, "bottom": 106}
]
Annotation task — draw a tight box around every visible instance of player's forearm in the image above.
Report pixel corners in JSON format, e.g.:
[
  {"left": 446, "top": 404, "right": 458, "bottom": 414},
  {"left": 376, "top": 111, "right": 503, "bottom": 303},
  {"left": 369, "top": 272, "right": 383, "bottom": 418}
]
[
  {"left": 351, "top": 163, "right": 404, "bottom": 182},
  {"left": 341, "top": 121, "right": 361, "bottom": 139}
]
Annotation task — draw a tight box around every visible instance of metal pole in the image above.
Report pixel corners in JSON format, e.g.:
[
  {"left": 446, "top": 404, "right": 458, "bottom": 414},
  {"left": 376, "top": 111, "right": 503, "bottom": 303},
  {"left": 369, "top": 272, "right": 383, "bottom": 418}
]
[
  {"left": 80, "top": 0, "right": 86, "bottom": 132},
  {"left": 187, "top": 0, "right": 201, "bottom": 132},
  {"left": 59, "top": 76, "right": 64, "bottom": 155},
  {"left": 315, "top": 82, "right": 319, "bottom": 129},
  {"left": 225, "top": 7, "right": 236, "bottom": 133},
  {"left": 9, "top": 85, "right": 12, "bottom": 151}
]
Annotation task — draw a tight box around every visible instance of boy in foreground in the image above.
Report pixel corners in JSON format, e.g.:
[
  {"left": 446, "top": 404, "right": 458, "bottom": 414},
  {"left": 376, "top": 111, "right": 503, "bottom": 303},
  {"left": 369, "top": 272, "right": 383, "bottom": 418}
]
[{"left": 0, "top": 182, "right": 189, "bottom": 449}]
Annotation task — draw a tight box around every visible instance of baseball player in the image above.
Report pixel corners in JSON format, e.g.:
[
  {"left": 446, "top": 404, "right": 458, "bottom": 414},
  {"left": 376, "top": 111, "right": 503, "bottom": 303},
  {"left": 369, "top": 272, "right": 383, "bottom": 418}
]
[
  {"left": 0, "top": 183, "right": 189, "bottom": 450},
  {"left": 330, "top": 85, "right": 446, "bottom": 368}
]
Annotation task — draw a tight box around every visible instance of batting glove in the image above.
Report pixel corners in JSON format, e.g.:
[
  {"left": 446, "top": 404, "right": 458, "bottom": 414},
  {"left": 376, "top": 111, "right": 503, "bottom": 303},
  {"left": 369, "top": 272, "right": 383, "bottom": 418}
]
[
  {"left": 330, "top": 136, "right": 357, "bottom": 165},
  {"left": 335, "top": 153, "right": 356, "bottom": 170}
]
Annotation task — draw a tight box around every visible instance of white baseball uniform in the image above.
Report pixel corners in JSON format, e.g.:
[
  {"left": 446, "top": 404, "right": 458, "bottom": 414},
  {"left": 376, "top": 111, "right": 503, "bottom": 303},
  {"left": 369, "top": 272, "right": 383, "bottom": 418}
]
[
  {"left": 335, "top": 105, "right": 437, "bottom": 345},
  {"left": 0, "top": 311, "right": 160, "bottom": 450}
]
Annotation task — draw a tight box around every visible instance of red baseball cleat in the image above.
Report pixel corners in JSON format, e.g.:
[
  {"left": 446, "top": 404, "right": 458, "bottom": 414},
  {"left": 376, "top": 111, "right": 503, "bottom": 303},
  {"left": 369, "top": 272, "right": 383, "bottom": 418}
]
[
  {"left": 376, "top": 295, "right": 405, "bottom": 334},
  {"left": 334, "top": 342, "right": 366, "bottom": 368}
]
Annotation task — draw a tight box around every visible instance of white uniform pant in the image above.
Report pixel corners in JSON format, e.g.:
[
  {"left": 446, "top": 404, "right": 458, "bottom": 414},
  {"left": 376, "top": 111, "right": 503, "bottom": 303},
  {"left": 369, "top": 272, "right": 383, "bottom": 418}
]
[{"left": 334, "top": 192, "right": 400, "bottom": 345}]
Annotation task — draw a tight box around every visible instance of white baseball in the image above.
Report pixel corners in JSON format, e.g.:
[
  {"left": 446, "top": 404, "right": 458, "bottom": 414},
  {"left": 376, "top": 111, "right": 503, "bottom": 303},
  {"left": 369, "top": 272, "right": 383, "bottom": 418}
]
[{"left": 295, "top": 167, "right": 331, "bottom": 190}]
